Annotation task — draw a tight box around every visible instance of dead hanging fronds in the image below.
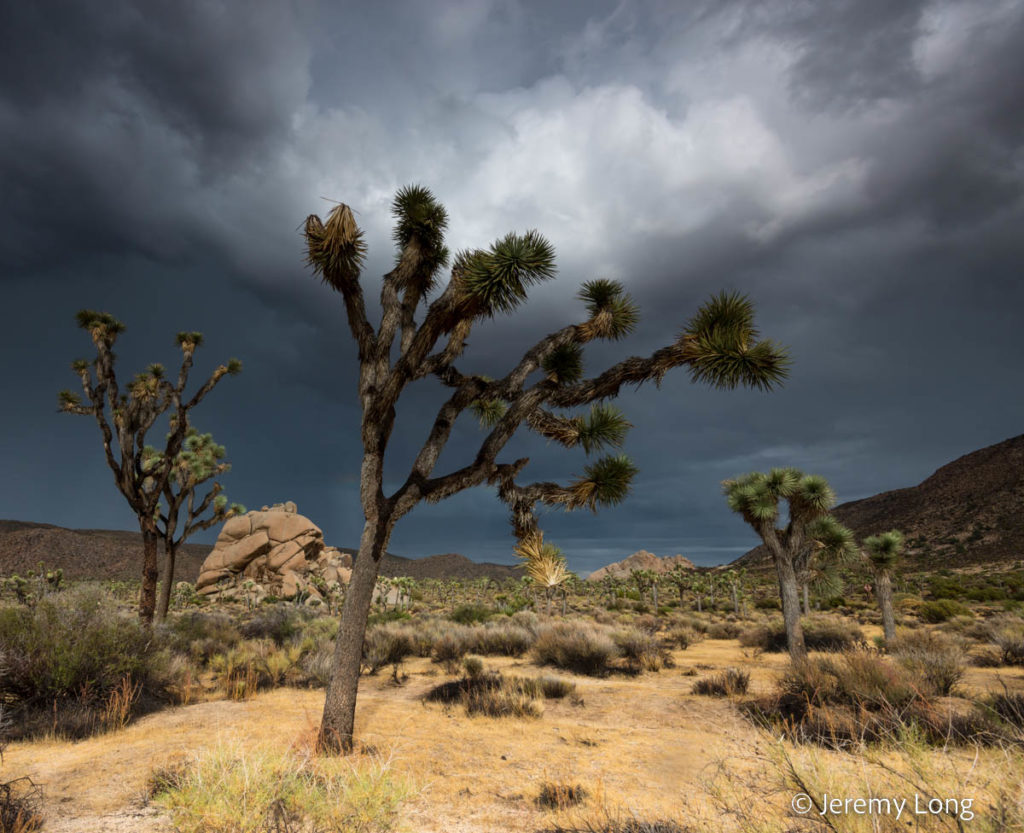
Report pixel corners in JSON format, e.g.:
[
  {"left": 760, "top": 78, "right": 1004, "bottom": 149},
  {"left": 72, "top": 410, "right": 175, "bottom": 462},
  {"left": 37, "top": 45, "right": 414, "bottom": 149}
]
[
  {"left": 304, "top": 203, "right": 367, "bottom": 290},
  {"left": 514, "top": 532, "right": 569, "bottom": 591}
]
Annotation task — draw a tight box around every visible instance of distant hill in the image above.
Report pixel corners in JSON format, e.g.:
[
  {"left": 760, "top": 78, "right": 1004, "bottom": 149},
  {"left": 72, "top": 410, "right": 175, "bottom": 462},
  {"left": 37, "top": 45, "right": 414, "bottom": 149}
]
[
  {"left": 0, "top": 521, "right": 522, "bottom": 583},
  {"left": 587, "top": 550, "right": 696, "bottom": 582},
  {"left": 733, "top": 434, "right": 1024, "bottom": 570}
]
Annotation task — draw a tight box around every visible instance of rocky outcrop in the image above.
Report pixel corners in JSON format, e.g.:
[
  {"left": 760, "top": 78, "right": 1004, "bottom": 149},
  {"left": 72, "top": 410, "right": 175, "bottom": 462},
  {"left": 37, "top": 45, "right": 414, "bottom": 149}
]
[
  {"left": 196, "top": 503, "right": 352, "bottom": 603},
  {"left": 587, "top": 550, "right": 696, "bottom": 582}
]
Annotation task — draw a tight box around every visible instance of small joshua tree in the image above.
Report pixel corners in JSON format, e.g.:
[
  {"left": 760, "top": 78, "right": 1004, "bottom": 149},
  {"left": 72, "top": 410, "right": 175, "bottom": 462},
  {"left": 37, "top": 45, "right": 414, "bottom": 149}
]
[
  {"left": 305, "top": 186, "right": 788, "bottom": 752},
  {"left": 723, "top": 469, "right": 855, "bottom": 660},
  {"left": 59, "top": 312, "right": 240, "bottom": 624},
  {"left": 149, "top": 429, "right": 246, "bottom": 622},
  {"left": 863, "top": 529, "right": 904, "bottom": 643}
]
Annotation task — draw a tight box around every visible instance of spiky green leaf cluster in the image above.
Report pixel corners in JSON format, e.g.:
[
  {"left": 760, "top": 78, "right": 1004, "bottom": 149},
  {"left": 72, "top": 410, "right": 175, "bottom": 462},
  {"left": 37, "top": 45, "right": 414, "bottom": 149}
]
[
  {"left": 723, "top": 472, "right": 781, "bottom": 524},
  {"left": 457, "top": 230, "right": 556, "bottom": 315},
  {"left": 226, "top": 358, "right": 243, "bottom": 375},
  {"left": 578, "top": 279, "right": 639, "bottom": 340},
  {"left": 391, "top": 184, "right": 450, "bottom": 290},
  {"left": 575, "top": 404, "right": 631, "bottom": 455},
  {"left": 541, "top": 342, "right": 584, "bottom": 384},
  {"left": 807, "top": 515, "right": 857, "bottom": 561},
  {"left": 682, "top": 291, "right": 789, "bottom": 391},
  {"left": 725, "top": 468, "right": 841, "bottom": 532},
  {"left": 75, "top": 310, "right": 124, "bottom": 343},
  {"left": 57, "top": 389, "right": 82, "bottom": 410},
  {"left": 71, "top": 359, "right": 90, "bottom": 373},
  {"left": 575, "top": 454, "right": 638, "bottom": 509},
  {"left": 469, "top": 398, "right": 507, "bottom": 428},
  {"left": 176, "top": 331, "right": 204, "bottom": 349},
  {"left": 863, "top": 529, "right": 905, "bottom": 569}
]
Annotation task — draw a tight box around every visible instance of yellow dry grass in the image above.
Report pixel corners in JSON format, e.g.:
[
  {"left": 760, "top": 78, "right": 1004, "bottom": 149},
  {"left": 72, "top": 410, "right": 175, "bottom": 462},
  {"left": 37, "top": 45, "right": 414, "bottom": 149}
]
[{"left": 4, "top": 638, "right": 1022, "bottom": 833}]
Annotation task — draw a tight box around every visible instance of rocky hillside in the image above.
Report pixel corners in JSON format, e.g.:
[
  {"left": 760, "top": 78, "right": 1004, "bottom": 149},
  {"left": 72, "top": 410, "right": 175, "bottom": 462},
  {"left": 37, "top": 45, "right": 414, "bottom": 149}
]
[
  {"left": 733, "top": 433, "right": 1024, "bottom": 570},
  {"left": 0, "top": 521, "right": 520, "bottom": 583},
  {"left": 587, "top": 550, "right": 696, "bottom": 582}
]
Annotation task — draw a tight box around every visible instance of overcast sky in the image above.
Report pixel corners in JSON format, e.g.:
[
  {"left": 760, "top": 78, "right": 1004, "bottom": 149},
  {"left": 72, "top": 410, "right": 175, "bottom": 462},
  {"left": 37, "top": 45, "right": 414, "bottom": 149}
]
[{"left": 1, "top": 0, "right": 1022, "bottom": 573}]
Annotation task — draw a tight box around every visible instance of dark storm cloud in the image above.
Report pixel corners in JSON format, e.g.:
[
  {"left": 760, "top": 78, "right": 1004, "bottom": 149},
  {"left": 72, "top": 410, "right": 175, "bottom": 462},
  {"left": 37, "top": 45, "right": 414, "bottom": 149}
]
[{"left": 1, "top": 0, "right": 1022, "bottom": 572}]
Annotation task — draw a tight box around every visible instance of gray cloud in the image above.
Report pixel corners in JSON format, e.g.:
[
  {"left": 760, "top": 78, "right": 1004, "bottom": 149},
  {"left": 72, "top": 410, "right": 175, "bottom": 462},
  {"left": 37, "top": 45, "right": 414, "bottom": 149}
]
[{"left": 1, "top": 0, "right": 1022, "bottom": 573}]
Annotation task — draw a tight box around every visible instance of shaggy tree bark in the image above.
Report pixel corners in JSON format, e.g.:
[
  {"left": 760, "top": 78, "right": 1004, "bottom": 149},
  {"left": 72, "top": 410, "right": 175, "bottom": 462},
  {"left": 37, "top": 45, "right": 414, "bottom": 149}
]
[
  {"left": 305, "top": 188, "right": 789, "bottom": 752},
  {"left": 60, "top": 315, "right": 240, "bottom": 625}
]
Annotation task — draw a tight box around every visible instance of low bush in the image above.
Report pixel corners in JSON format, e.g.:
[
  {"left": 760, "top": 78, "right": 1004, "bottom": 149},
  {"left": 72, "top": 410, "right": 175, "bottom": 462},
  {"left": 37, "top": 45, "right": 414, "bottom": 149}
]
[
  {"left": 738, "top": 615, "right": 864, "bottom": 653},
  {"left": 362, "top": 625, "right": 414, "bottom": 680},
  {"left": 536, "top": 781, "right": 587, "bottom": 810},
  {"left": 533, "top": 622, "right": 618, "bottom": 676},
  {"left": 612, "top": 627, "right": 664, "bottom": 672},
  {"left": 741, "top": 651, "right": 1005, "bottom": 748},
  {"left": 889, "top": 629, "right": 966, "bottom": 696},
  {"left": 449, "top": 604, "right": 494, "bottom": 625},
  {"left": 989, "top": 615, "right": 1024, "bottom": 666},
  {"left": 706, "top": 622, "right": 742, "bottom": 640},
  {"left": 472, "top": 622, "right": 535, "bottom": 657},
  {"left": 432, "top": 628, "right": 471, "bottom": 673},
  {"left": 239, "top": 605, "right": 315, "bottom": 646},
  {"left": 0, "top": 589, "right": 173, "bottom": 739},
  {"left": 665, "top": 626, "right": 701, "bottom": 650},
  {"left": 424, "top": 671, "right": 555, "bottom": 718},
  {"left": 918, "top": 599, "right": 972, "bottom": 624},
  {"left": 161, "top": 611, "right": 241, "bottom": 665},
  {"left": 692, "top": 668, "right": 750, "bottom": 697}
]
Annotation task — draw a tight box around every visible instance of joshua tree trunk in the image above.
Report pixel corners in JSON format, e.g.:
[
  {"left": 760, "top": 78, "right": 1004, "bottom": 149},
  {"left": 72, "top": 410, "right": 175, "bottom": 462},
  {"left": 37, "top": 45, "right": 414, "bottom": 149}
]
[
  {"left": 774, "top": 555, "right": 807, "bottom": 661},
  {"left": 139, "top": 521, "right": 160, "bottom": 626},
  {"left": 652, "top": 583, "right": 658, "bottom": 611},
  {"left": 696, "top": 595, "right": 702, "bottom": 613},
  {"left": 561, "top": 589, "right": 567, "bottom": 617},
  {"left": 156, "top": 541, "right": 178, "bottom": 622},
  {"left": 732, "top": 583, "right": 739, "bottom": 614},
  {"left": 319, "top": 515, "right": 393, "bottom": 753},
  {"left": 875, "top": 570, "right": 896, "bottom": 643},
  {"left": 802, "top": 582, "right": 810, "bottom": 616}
]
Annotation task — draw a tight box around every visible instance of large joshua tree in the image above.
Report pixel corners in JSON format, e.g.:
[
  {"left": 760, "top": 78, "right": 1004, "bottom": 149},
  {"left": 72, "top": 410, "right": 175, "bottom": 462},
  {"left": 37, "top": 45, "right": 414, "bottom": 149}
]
[
  {"left": 304, "top": 186, "right": 789, "bottom": 752},
  {"left": 863, "top": 529, "right": 904, "bottom": 643},
  {"left": 59, "top": 312, "right": 240, "bottom": 624},
  {"left": 723, "top": 470, "right": 854, "bottom": 660},
  {"left": 149, "top": 429, "right": 246, "bottom": 622}
]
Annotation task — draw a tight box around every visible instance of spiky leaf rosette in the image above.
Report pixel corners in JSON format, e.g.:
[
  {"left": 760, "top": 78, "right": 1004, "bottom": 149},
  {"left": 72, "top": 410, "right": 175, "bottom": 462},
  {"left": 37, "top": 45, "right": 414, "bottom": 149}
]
[
  {"left": 457, "top": 230, "right": 556, "bottom": 315},
  {"left": 541, "top": 342, "right": 584, "bottom": 384},
  {"left": 578, "top": 279, "right": 639, "bottom": 341},
  {"left": 806, "top": 515, "right": 857, "bottom": 561},
  {"left": 304, "top": 203, "right": 367, "bottom": 290},
  {"left": 681, "top": 291, "right": 789, "bottom": 391},
  {"left": 791, "top": 474, "right": 837, "bottom": 520},
  {"left": 391, "top": 184, "right": 450, "bottom": 291},
  {"left": 723, "top": 473, "right": 779, "bottom": 524},
  {"left": 470, "top": 398, "right": 507, "bottom": 428},
  {"left": 863, "top": 529, "right": 905, "bottom": 569},
  {"left": 576, "top": 404, "right": 631, "bottom": 454},
  {"left": 57, "top": 389, "right": 82, "bottom": 410},
  {"left": 176, "top": 331, "right": 204, "bottom": 349},
  {"left": 564, "top": 454, "right": 638, "bottom": 511},
  {"left": 76, "top": 310, "right": 125, "bottom": 345}
]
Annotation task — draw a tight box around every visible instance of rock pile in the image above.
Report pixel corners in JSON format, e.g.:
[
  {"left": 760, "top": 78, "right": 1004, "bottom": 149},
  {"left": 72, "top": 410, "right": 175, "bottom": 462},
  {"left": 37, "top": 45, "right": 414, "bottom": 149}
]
[
  {"left": 586, "top": 550, "right": 696, "bottom": 582},
  {"left": 196, "top": 502, "right": 352, "bottom": 603}
]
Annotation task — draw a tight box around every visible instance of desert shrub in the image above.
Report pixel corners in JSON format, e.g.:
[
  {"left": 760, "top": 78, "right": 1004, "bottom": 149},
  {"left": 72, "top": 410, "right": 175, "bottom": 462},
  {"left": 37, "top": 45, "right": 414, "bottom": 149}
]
[
  {"left": 986, "top": 690, "right": 1024, "bottom": 730},
  {"left": 510, "top": 610, "right": 540, "bottom": 632},
  {"left": 300, "top": 644, "right": 334, "bottom": 687},
  {"left": 706, "top": 621, "right": 742, "bottom": 639},
  {"left": 631, "top": 614, "right": 659, "bottom": 634},
  {"left": 673, "top": 615, "right": 709, "bottom": 634},
  {"left": 918, "top": 599, "right": 973, "bottom": 623},
  {"left": 541, "top": 820, "right": 687, "bottom": 833},
  {"left": 533, "top": 622, "right": 618, "bottom": 676},
  {"left": 239, "top": 605, "right": 315, "bottom": 646},
  {"left": 665, "top": 626, "right": 701, "bottom": 650},
  {"left": 692, "top": 668, "right": 750, "bottom": 697},
  {"left": 536, "top": 781, "right": 587, "bottom": 809},
  {"left": 432, "top": 627, "right": 472, "bottom": 673},
  {"left": 449, "top": 604, "right": 494, "bottom": 625},
  {"left": 472, "top": 622, "right": 535, "bottom": 657},
  {"left": 612, "top": 627, "right": 664, "bottom": 672},
  {"left": 890, "top": 630, "right": 966, "bottom": 696},
  {"left": 209, "top": 639, "right": 307, "bottom": 699},
  {"left": 462, "top": 655, "right": 485, "bottom": 678},
  {"left": 424, "top": 672, "right": 544, "bottom": 718},
  {"left": 162, "top": 610, "right": 241, "bottom": 664},
  {"left": 151, "top": 742, "right": 409, "bottom": 833},
  {"left": 534, "top": 675, "right": 576, "bottom": 699},
  {"left": 0, "top": 588, "right": 172, "bottom": 739},
  {"left": 362, "top": 625, "right": 414, "bottom": 678},
  {"left": 742, "top": 651, "right": 1005, "bottom": 748},
  {"left": 738, "top": 615, "right": 863, "bottom": 653},
  {"left": 0, "top": 703, "right": 43, "bottom": 833},
  {"left": 989, "top": 615, "right": 1024, "bottom": 666}
]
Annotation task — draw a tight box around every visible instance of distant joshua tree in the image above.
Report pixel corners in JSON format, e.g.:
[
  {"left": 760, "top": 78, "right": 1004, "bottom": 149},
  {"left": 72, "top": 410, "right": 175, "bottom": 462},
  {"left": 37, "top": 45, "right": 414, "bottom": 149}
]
[
  {"left": 59, "top": 312, "right": 240, "bottom": 624},
  {"left": 150, "top": 429, "right": 245, "bottom": 622},
  {"left": 863, "top": 529, "right": 904, "bottom": 643},
  {"left": 723, "top": 469, "right": 854, "bottom": 660},
  {"left": 304, "top": 185, "right": 788, "bottom": 752}
]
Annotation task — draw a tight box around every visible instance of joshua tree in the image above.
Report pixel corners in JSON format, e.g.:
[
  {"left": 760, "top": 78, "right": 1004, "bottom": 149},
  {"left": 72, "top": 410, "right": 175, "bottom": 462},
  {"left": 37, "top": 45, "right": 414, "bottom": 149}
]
[
  {"left": 150, "top": 429, "right": 246, "bottom": 622},
  {"left": 723, "top": 567, "right": 746, "bottom": 614},
  {"left": 515, "top": 533, "right": 569, "bottom": 615},
  {"left": 59, "top": 312, "right": 240, "bottom": 624},
  {"left": 863, "top": 529, "right": 904, "bottom": 643},
  {"left": 665, "top": 564, "right": 692, "bottom": 607},
  {"left": 723, "top": 469, "right": 855, "bottom": 660},
  {"left": 630, "top": 568, "right": 656, "bottom": 608},
  {"left": 304, "top": 186, "right": 788, "bottom": 752}
]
